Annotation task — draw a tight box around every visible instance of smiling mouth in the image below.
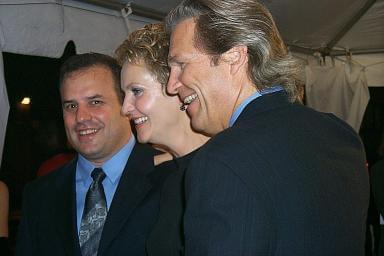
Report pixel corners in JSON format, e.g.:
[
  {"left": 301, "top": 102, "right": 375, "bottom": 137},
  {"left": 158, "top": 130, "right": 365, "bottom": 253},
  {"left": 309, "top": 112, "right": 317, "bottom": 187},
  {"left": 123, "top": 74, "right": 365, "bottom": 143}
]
[
  {"left": 78, "top": 128, "right": 98, "bottom": 136},
  {"left": 180, "top": 93, "right": 198, "bottom": 111},
  {"left": 133, "top": 116, "right": 148, "bottom": 125},
  {"left": 183, "top": 93, "right": 198, "bottom": 104}
]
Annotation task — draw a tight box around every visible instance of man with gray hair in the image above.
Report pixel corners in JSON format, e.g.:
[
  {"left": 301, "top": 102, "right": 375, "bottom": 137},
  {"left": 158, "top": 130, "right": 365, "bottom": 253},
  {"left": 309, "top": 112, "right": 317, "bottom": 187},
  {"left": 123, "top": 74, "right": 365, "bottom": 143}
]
[{"left": 166, "top": 0, "right": 369, "bottom": 255}]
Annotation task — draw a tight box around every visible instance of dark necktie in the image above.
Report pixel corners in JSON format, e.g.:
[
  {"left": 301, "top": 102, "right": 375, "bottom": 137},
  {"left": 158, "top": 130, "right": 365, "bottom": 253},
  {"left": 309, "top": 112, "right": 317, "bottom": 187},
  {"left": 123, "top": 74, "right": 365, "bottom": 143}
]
[{"left": 79, "top": 168, "right": 108, "bottom": 256}]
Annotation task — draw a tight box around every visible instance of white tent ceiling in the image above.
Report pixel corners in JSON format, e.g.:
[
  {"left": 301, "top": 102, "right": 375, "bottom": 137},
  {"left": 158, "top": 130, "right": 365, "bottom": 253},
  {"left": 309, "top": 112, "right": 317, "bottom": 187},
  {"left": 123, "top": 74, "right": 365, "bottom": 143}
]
[
  {"left": 0, "top": 0, "right": 383, "bottom": 57},
  {"left": 0, "top": 0, "right": 158, "bottom": 57}
]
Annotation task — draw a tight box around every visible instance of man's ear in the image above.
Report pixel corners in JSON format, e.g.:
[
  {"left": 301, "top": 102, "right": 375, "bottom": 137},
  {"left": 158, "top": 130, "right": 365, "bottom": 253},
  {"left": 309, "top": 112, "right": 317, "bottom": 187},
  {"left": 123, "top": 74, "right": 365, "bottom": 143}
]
[{"left": 221, "top": 45, "right": 248, "bottom": 75}]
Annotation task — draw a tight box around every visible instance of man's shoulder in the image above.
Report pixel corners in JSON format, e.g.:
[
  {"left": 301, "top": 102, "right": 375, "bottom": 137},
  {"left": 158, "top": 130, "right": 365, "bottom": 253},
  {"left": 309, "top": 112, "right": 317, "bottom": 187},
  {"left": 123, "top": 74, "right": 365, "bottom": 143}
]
[
  {"left": 25, "top": 159, "right": 76, "bottom": 195},
  {"left": 238, "top": 100, "right": 359, "bottom": 142},
  {"left": 194, "top": 102, "right": 361, "bottom": 163},
  {"left": 192, "top": 130, "right": 246, "bottom": 166},
  {"left": 123, "top": 143, "right": 157, "bottom": 176}
]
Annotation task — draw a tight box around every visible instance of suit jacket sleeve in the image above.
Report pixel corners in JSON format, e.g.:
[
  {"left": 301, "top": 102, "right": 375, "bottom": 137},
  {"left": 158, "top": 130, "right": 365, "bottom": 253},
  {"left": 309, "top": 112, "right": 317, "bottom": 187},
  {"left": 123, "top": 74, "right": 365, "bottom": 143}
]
[
  {"left": 183, "top": 150, "right": 272, "bottom": 256},
  {"left": 16, "top": 183, "right": 36, "bottom": 256}
]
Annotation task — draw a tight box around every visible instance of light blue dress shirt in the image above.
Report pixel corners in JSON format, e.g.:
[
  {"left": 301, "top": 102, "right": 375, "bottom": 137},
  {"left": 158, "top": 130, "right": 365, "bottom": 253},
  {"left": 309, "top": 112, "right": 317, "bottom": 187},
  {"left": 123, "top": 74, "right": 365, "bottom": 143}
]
[
  {"left": 75, "top": 136, "right": 135, "bottom": 233},
  {"left": 229, "top": 86, "right": 283, "bottom": 127}
]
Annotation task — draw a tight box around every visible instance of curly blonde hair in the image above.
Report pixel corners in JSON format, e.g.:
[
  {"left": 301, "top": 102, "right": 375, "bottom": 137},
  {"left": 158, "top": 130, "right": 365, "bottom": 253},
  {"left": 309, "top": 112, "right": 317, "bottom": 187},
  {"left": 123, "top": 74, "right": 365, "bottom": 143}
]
[{"left": 115, "top": 23, "right": 170, "bottom": 90}]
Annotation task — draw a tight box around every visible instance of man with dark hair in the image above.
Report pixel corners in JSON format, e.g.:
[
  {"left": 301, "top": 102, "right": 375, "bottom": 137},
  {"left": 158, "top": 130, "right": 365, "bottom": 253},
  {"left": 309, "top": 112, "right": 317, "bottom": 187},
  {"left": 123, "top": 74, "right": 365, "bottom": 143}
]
[
  {"left": 166, "top": 0, "right": 369, "bottom": 255},
  {"left": 17, "top": 53, "right": 165, "bottom": 256}
]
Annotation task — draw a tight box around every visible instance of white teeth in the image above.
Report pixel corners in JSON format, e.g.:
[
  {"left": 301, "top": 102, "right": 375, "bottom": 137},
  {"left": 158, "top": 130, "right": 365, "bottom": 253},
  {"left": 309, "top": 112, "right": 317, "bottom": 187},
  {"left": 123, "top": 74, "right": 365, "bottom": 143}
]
[
  {"left": 134, "top": 116, "right": 148, "bottom": 125},
  {"left": 79, "top": 129, "right": 98, "bottom": 136},
  {"left": 183, "top": 93, "right": 198, "bottom": 104}
]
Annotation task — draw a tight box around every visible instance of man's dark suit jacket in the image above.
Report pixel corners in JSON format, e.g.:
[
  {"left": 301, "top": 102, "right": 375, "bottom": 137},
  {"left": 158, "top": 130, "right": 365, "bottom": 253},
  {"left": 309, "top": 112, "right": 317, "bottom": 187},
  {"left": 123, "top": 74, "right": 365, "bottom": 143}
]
[
  {"left": 184, "top": 91, "right": 370, "bottom": 255},
  {"left": 16, "top": 143, "right": 167, "bottom": 256}
]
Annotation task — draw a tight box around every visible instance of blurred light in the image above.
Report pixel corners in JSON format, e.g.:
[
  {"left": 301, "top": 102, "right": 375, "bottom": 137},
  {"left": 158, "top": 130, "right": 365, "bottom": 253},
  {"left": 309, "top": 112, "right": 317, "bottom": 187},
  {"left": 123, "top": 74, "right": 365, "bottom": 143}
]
[{"left": 21, "top": 97, "right": 31, "bottom": 105}]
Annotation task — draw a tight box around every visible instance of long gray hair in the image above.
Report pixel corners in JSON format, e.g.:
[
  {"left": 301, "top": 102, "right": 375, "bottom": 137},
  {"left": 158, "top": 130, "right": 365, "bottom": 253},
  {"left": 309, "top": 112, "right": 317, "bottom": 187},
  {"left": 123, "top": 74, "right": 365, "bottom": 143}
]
[{"left": 165, "top": 0, "right": 302, "bottom": 102}]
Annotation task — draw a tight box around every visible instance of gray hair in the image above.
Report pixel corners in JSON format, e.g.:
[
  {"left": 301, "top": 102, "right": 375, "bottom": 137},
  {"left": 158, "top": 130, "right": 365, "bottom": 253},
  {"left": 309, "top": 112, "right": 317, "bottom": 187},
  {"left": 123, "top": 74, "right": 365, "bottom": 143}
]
[{"left": 165, "top": 0, "right": 302, "bottom": 102}]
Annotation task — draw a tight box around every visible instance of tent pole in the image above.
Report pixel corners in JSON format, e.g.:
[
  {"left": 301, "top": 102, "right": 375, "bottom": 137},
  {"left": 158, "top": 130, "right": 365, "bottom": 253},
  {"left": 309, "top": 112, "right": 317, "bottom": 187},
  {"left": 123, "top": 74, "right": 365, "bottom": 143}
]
[
  {"left": 332, "top": 48, "right": 384, "bottom": 56},
  {"left": 287, "top": 44, "right": 315, "bottom": 55},
  {"left": 75, "top": 0, "right": 165, "bottom": 20},
  {"left": 326, "top": 0, "right": 377, "bottom": 50}
]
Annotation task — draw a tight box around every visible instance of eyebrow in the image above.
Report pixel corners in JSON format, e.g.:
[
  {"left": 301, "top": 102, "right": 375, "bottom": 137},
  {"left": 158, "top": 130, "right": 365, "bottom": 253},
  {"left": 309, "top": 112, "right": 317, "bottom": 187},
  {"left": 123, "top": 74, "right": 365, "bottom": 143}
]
[
  {"left": 62, "top": 94, "right": 103, "bottom": 104},
  {"left": 168, "top": 52, "right": 199, "bottom": 65},
  {"left": 87, "top": 94, "right": 103, "bottom": 100},
  {"left": 62, "top": 100, "right": 75, "bottom": 106}
]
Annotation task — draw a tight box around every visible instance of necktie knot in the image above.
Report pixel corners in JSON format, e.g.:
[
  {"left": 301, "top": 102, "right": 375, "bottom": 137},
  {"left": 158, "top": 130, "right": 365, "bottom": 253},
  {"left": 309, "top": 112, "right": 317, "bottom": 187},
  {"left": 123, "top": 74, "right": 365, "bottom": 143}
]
[{"left": 91, "top": 168, "right": 106, "bottom": 183}]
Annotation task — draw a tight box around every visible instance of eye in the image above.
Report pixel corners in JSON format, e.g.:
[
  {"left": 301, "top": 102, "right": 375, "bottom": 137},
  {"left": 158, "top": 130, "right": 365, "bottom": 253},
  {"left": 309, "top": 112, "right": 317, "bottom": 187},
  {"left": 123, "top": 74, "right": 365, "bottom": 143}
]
[
  {"left": 130, "top": 86, "right": 143, "bottom": 96},
  {"left": 89, "top": 100, "right": 103, "bottom": 106},
  {"left": 177, "top": 62, "right": 186, "bottom": 70},
  {"left": 63, "top": 103, "right": 77, "bottom": 112},
  {"left": 181, "top": 63, "right": 187, "bottom": 69},
  {"left": 169, "top": 61, "right": 185, "bottom": 70}
]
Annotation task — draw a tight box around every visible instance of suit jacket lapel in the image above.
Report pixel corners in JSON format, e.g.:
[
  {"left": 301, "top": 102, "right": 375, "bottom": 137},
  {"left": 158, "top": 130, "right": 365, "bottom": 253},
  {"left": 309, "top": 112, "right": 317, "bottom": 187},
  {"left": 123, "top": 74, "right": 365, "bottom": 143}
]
[
  {"left": 53, "top": 158, "right": 82, "bottom": 256},
  {"left": 98, "top": 143, "right": 156, "bottom": 254}
]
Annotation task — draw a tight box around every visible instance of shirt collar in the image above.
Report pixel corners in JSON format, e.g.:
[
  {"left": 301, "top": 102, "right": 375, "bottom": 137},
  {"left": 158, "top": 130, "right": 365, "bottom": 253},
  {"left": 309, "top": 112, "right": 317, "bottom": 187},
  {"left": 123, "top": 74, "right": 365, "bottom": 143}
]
[
  {"left": 77, "top": 136, "right": 136, "bottom": 185},
  {"left": 228, "top": 85, "right": 284, "bottom": 127}
]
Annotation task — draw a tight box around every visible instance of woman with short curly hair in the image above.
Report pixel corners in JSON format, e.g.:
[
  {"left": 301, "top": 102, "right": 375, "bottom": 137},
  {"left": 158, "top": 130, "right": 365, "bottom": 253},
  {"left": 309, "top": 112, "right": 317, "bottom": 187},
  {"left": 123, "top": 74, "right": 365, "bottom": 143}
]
[{"left": 115, "top": 22, "right": 208, "bottom": 255}]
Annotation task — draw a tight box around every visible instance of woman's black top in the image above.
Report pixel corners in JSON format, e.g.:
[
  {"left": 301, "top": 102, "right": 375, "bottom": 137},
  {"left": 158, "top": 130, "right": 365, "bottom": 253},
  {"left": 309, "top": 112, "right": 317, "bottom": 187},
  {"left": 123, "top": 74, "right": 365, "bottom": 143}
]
[{"left": 146, "top": 151, "right": 197, "bottom": 256}]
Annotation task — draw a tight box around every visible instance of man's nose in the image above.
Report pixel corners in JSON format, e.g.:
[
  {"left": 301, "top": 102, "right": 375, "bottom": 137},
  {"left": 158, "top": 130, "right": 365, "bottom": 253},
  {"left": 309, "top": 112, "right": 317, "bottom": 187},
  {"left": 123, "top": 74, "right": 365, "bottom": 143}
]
[
  {"left": 75, "top": 106, "right": 91, "bottom": 122},
  {"left": 167, "top": 68, "right": 182, "bottom": 95}
]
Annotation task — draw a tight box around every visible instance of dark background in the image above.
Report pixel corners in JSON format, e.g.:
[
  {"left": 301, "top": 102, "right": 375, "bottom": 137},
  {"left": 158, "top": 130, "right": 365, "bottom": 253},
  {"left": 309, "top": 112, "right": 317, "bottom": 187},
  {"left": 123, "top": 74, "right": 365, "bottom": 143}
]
[{"left": 0, "top": 42, "right": 76, "bottom": 252}]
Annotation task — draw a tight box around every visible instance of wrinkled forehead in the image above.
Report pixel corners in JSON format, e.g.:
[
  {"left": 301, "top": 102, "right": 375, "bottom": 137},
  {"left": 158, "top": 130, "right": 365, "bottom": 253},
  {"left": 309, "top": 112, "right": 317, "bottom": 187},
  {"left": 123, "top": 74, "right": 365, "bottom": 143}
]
[{"left": 169, "top": 19, "right": 196, "bottom": 53}]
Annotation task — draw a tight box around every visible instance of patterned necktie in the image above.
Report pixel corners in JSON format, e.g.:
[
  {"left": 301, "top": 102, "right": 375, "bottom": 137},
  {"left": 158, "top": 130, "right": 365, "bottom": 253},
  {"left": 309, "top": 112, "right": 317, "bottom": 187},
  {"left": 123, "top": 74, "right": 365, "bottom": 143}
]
[{"left": 79, "top": 168, "right": 108, "bottom": 256}]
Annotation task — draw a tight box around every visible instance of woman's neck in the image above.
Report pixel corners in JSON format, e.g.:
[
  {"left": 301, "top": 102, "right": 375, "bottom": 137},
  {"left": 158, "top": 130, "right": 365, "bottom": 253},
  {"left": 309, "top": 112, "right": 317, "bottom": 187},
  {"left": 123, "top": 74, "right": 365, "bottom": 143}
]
[
  {"left": 163, "top": 116, "right": 209, "bottom": 158},
  {"left": 171, "top": 132, "right": 209, "bottom": 158}
]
